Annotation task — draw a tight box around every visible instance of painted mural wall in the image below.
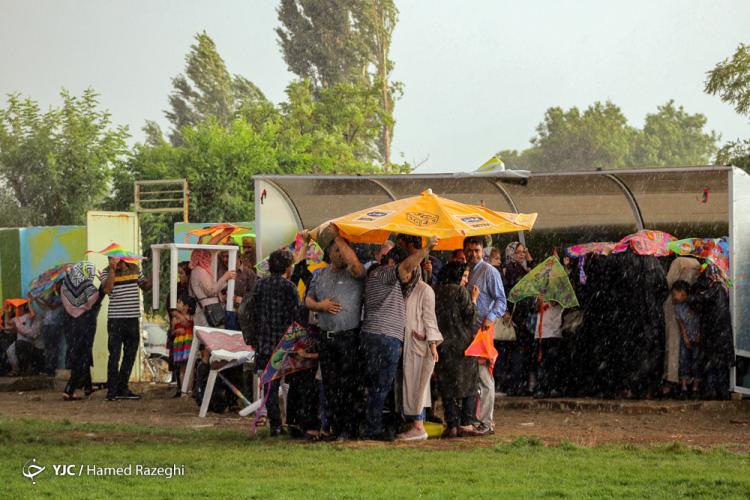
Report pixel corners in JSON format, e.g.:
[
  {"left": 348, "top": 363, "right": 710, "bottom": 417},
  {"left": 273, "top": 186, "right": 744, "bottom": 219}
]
[
  {"left": 173, "top": 222, "right": 253, "bottom": 261},
  {"left": 19, "top": 226, "right": 87, "bottom": 295}
]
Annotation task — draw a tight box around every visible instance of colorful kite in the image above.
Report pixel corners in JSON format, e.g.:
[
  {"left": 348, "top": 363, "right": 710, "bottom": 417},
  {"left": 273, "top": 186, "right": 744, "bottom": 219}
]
[
  {"left": 255, "top": 233, "right": 324, "bottom": 278},
  {"left": 86, "top": 243, "right": 145, "bottom": 263},
  {"left": 464, "top": 325, "right": 498, "bottom": 372},
  {"left": 508, "top": 256, "right": 579, "bottom": 309},
  {"left": 508, "top": 256, "right": 579, "bottom": 362},
  {"left": 28, "top": 263, "right": 72, "bottom": 298},
  {"left": 612, "top": 229, "right": 676, "bottom": 257},
  {"left": 566, "top": 242, "right": 616, "bottom": 257},
  {"left": 185, "top": 223, "right": 253, "bottom": 245},
  {"left": 253, "top": 323, "right": 318, "bottom": 431},
  {"left": 259, "top": 323, "right": 318, "bottom": 386},
  {"left": 668, "top": 237, "right": 729, "bottom": 272}
]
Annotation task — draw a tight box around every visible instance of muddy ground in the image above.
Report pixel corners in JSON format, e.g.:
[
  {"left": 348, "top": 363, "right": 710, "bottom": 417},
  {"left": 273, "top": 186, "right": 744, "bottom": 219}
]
[{"left": 1, "top": 381, "right": 748, "bottom": 450}]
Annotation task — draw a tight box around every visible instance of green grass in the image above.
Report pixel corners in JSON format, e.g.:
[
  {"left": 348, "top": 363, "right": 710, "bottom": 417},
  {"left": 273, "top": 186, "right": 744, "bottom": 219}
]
[{"left": 1, "top": 417, "right": 748, "bottom": 499}]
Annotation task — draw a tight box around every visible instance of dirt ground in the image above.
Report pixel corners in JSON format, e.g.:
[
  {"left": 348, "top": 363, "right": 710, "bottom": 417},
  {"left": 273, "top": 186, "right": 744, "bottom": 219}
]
[{"left": 1, "top": 381, "right": 748, "bottom": 451}]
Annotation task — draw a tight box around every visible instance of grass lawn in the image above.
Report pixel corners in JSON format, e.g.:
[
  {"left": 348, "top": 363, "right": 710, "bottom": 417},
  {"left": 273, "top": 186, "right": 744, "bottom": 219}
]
[{"left": 1, "top": 417, "right": 748, "bottom": 499}]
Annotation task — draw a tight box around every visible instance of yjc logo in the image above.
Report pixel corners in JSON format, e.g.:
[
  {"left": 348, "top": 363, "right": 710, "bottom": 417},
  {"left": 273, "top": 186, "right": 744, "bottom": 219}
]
[{"left": 22, "top": 458, "right": 45, "bottom": 485}]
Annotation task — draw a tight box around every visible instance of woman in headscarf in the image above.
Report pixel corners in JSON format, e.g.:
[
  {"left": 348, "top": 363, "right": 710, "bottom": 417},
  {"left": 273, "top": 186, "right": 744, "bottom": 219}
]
[
  {"left": 397, "top": 262, "right": 443, "bottom": 441},
  {"left": 690, "top": 264, "right": 734, "bottom": 399},
  {"left": 435, "top": 261, "right": 480, "bottom": 437},
  {"left": 188, "top": 249, "right": 236, "bottom": 328},
  {"left": 499, "top": 241, "right": 534, "bottom": 395},
  {"left": 662, "top": 257, "right": 702, "bottom": 395},
  {"left": 60, "top": 261, "right": 104, "bottom": 400}
]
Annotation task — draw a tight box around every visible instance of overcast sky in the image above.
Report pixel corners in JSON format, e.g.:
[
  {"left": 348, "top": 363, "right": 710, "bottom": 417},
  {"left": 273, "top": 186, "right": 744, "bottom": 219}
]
[{"left": 1, "top": 0, "right": 748, "bottom": 173}]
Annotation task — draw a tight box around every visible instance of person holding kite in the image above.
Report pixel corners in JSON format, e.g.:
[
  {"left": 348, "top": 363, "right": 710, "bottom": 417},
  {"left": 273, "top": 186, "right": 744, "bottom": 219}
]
[
  {"left": 464, "top": 236, "right": 507, "bottom": 435},
  {"left": 60, "top": 262, "right": 104, "bottom": 401},
  {"left": 100, "top": 254, "right": 152, "bottom": 401},
  {"left": 253, "top": 248, "right": 301, "bottom": 437}
]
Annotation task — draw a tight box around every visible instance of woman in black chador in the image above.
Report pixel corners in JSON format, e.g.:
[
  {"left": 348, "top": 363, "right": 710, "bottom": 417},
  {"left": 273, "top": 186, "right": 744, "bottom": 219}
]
[
  {"left": 573, "top": 250, "right": 668, "bottom": 398},
  {"left": 689, "top": 265, "right": 734, "bottom": 399}
]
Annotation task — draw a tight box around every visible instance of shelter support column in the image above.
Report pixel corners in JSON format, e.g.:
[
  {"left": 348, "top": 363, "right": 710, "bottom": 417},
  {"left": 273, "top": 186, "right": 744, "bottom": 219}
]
[
  {"left": 604, "top": 174, "right": 645, "bottom": 231},
  {"left": 488, "top": 179, "right": 526, "bottom": 246}
]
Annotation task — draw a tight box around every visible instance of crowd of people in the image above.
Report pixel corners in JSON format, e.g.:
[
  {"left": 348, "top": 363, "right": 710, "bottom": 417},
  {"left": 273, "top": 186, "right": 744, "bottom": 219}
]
[
  {"left": 232, "top": 230, "right": 733, "bottom": 441},
  {"left": 0, "top": 228, "right": 735, "bottom": 442}
]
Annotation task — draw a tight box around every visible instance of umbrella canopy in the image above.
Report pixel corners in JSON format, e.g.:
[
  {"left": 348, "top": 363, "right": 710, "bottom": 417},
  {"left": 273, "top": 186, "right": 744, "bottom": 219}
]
[
  {"left": 322, "top": 189, "right": 537, "bottom": 251},
  {"left": 28, "top": 263, "right": 72, "bottom": 298},
  {"left": 185, "top": 223, "right": 253, "bottom": 245},
  {"left": 86, "top": 243, "right": 145, "bottom": 263},
  {"left": 508, "top": 256, "right": 579, "bottom": 309}
]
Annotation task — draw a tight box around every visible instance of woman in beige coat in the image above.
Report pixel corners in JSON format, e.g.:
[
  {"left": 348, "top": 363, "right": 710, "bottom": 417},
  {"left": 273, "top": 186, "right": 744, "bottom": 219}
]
[{"left": 397, "top": 277, "right": 443, "bottom": 441}]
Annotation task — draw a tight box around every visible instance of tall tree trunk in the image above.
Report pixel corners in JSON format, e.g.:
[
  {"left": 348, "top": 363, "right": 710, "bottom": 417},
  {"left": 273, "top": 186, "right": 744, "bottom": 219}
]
[{"left": 373, "top": 2, "right": 393, "bottom": 171}]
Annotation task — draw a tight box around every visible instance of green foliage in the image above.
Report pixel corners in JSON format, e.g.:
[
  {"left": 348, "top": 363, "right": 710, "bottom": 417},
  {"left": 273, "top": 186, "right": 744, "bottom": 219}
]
[
  {"left": 705, "top": 43, "right": 750, "bottom": 173},
  {"left": 716, "top": 139, "right": 750, "bottom": 170},
  {"left": 276, "top": 0, "right": 369, "bottom": 87},
  {"left": 0, "top": 89, "right": 129, "bottom": 226},
  {"left": 166, "top": 32, "right": 269, "bottom": 145},
  {"left": 278, "top": 79, "right": 384, "bottom": 170},
  {"left": 276, "top": 0, "right": 400, "bottom": 167},
  {"left": 500, "top": 101, "right": 717, "bottom": 171},
  {"left": 705, "top": 43, "right": 750, "bottom": 118},
  {"left": 631, "top": 100, "right": 718, "bottom": 167},
  {"left": 525, "top": 101, "right": 636, "bottom": 170}
]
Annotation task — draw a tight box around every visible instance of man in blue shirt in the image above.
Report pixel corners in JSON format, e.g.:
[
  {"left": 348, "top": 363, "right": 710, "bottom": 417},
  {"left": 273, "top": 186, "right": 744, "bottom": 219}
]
[{"left": 464, "top": 236, "right": 506, "bottom": 434}]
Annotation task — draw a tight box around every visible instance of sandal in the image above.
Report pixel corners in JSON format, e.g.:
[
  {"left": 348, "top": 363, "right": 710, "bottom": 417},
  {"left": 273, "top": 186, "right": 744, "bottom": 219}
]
[
  {"left": 63, "top": 393, "right": 82, "bottom": 401},
  {"left": 255, "top": 415, "right": 268, "bottom": 427},
  {"left": 304, "top": 431, "right": 321, "bottom": 442}
]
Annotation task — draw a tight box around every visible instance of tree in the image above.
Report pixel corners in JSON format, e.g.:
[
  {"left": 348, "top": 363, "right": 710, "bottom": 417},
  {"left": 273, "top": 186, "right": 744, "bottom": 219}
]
[
  {"left": 276, "top": 0, "right": 401, "bottom": 168},
  {"left": 523, "top": 102, "right": 636, "bottom": 171},
  {"left": 278, "top": 79, "right": 383, "bottom": 171},
  {"left": 716, "top": 139, "right": 750, "bottom": 170},
  {"left": 630, "top": 100, "right": 717, "bottom": 167},
  {"left": 496, "top": 101, "right": 717, "bottom": 171},
  {"left": 705, "top": 43, "right": 750, "bottom": 171},
  {"left": 0, "top": 89, "right": 129, "bottom": 227},
  {"left": 276, "top": 0, "right": 369, "bottom": 87},
  {"left": 358, "top": 0, "right": 400, "bottom": 169},
  {"left": 705, "top": 43, "right": 750, "bottom": 117},
  {"left": 166, "top": 32, "right": 268, "bottom": 145}
]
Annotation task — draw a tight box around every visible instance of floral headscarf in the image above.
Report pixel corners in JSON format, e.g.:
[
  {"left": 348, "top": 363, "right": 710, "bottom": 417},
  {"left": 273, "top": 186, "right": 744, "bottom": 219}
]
[
  {"left": 190, "top": 249, "right": 213, "bottom": 277},
  {"left": 504, "top": 241, "right": 528, "bottom": 270}
]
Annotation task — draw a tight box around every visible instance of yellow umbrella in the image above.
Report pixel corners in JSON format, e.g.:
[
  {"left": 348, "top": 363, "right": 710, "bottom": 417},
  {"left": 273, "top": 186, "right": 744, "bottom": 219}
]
[{"left": 320, "top": 189, "right": 537, "bottom": 250}]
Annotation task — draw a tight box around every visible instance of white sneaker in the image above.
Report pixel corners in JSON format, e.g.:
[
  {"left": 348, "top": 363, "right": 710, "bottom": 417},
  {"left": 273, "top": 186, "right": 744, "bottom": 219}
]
[{"left": 396, "top": 429, "right": 428, "bottom": 441}]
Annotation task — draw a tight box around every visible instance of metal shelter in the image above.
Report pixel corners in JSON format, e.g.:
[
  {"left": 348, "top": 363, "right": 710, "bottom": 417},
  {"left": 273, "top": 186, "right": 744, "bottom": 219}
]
[{"left": 254, "top": 166, "right": 750, "bottom": 393}]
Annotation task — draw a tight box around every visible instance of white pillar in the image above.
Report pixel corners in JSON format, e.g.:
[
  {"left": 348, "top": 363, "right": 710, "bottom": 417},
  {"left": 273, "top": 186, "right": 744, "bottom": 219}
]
[
  {"left": 151, "top": 248, "right": 160, "bottom": 310},
  {"left": 226, "top": 248, "right": 237, "bottom": 312},
  {"left": 170, "top": 246, "right": 178, "bottom": 310}
]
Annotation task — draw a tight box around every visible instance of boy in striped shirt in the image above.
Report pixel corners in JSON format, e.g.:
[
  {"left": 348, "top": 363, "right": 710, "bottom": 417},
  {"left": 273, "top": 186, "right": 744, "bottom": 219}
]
[{"left": 101, "top": 257, "right": 151, "bottom": 401}]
